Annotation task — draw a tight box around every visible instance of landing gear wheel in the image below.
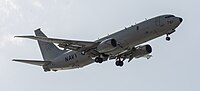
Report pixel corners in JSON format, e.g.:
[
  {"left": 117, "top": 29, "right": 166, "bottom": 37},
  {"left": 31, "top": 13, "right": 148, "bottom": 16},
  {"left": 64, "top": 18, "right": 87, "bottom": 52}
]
[
  {"left": 44, "top": 69, "right": 50, "bottom": 72},
  {"left": 95, "top": 57, "right": 103, "bottom": 63},
  {"left": 166, "top": 36, "right": 170, "bottom": 41},
  {"left": 115, "top": 61, "right": 124, "bottom": 67},
  {"left": 53, "top": 70, "right": 57, "bottom": 72}
]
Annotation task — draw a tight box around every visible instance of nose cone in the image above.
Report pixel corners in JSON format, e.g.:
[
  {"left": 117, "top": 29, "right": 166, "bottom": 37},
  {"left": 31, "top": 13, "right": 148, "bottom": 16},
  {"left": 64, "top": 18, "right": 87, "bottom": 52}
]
[{"left": 179, "top": 18, "right": 183, "bottom": 23}]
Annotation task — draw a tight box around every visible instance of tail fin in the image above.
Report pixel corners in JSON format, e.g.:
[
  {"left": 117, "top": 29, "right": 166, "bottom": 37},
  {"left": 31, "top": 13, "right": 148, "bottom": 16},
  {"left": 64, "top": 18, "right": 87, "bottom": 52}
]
[{"left": 34, "top": 28, "right": 64, "bottom": 60}]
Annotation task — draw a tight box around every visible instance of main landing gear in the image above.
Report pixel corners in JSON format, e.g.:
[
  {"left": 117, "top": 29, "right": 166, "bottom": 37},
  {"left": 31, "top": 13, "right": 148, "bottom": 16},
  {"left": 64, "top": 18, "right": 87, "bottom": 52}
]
[
  {"left": 115, "top": 57, "right": 124, "bottom": 67},
  {"left": 95, "top": 54, "right": 109, "bottom": 63},
  {"left": 44, "top": 68, "right": 50, "bottom": 72},
  {"left": 95, "top": 57, "right": 124, "bottom": 67},
  {"left": 95, "top": 57, "right": 103, "bottom": 63},
  {"left": 95, "top": 55, "right": 124, "bottom": 67},
  {"left": 115, "top": 61, "right": 124, "bottom": 67}
]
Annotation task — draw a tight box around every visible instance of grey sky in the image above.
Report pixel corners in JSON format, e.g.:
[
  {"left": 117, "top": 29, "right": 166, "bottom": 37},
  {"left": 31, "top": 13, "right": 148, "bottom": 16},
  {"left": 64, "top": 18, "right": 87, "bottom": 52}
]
[{"left": 0, "top": 0, "right": 199, "bottom": 91}]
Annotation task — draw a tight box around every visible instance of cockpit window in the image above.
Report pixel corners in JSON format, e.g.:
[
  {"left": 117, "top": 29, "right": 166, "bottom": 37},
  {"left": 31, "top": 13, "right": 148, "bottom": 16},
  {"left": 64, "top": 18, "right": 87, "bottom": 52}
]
[{"left": 165, "top": 15, "right": 175, "bottom": 18}]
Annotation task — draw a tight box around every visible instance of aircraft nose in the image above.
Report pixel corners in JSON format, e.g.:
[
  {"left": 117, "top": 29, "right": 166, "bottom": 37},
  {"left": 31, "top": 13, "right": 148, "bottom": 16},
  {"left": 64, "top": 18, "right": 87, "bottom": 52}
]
[{"left": 179, "top": 18, "right": 183, "bottom": 23}]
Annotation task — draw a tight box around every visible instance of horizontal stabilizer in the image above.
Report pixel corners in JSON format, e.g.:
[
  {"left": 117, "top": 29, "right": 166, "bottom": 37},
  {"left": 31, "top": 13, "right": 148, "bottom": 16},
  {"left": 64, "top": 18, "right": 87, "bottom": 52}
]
[{"left": 12, "top": 59, "right": 51, "bottom": 66}]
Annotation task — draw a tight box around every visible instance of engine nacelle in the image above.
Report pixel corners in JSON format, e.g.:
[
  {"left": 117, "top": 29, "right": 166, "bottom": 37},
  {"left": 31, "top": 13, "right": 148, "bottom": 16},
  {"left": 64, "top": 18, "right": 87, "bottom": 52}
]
[
  {"left": 97, "top": 38, "right": 117, "bottom": 53},
  {"left": 134, "top": 44, "right": 152, "bottom": 58}
]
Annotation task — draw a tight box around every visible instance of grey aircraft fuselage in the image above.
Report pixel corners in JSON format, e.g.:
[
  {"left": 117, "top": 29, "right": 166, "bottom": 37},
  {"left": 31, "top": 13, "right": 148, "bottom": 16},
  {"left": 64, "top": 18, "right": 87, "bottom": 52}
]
[{"left": 48, "top": 14, "right": 183, "bottom": 71}]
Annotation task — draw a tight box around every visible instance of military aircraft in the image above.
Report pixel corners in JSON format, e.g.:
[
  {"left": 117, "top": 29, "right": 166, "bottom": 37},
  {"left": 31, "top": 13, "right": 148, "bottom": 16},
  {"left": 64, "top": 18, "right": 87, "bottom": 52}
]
[{"left": 13, "top": 14, "right": 183, "bottom": 72}]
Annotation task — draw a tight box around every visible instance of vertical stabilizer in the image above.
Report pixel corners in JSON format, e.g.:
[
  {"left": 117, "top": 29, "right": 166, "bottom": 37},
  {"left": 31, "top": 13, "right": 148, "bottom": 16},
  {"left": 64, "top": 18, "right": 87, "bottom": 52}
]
[{"left": 34, "top": 28, "right": 64, "bottom": 60}]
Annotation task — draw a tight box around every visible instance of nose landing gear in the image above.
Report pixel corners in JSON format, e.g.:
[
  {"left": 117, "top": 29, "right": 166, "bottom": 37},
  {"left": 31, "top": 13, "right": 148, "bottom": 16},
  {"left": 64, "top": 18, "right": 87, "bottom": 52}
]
[{"left": 166, "top": 29, "right": 176, "bottom": 41}]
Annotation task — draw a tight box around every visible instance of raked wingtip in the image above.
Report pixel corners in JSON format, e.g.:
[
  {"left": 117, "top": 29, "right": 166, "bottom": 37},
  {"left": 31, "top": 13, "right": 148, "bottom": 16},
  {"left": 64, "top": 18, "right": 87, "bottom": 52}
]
[{"left": 14, "top": 35, "right": 35, "bottom": 38}]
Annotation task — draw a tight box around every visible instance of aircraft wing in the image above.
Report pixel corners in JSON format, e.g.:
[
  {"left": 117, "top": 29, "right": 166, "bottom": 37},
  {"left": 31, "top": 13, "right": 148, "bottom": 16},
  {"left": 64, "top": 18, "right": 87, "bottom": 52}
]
[
  {"left": 15, "top": 36, "right": 98, "bottom": 51},
  {"left": 12, "top": 59, "right": 51, "bottom": 66}
]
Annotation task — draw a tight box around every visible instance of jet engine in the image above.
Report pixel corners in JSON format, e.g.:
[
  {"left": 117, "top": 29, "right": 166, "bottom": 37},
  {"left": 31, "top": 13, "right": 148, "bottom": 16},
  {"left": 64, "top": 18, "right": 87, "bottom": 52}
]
[
  {"left": 97, "top": 38, "right": 117, "bottom": 53},
  {"left": 134, "top": 44, "right": 152, "bottom": 58}
]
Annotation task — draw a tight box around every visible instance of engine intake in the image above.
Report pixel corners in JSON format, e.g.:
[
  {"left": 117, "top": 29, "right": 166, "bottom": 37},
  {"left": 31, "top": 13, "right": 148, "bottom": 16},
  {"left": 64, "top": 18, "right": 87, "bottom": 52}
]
[
  {"left": 97, "top": 38, "right": 117, "bottom": 53},
  {"left": 145, "top": 44, "right": 152, "bottom": 53},
  {"left": 111, "top": 39, "right": 117, "bottom": 47},
  {"left": 133, "top": 44, "right": 152, "bottom": 58}
]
